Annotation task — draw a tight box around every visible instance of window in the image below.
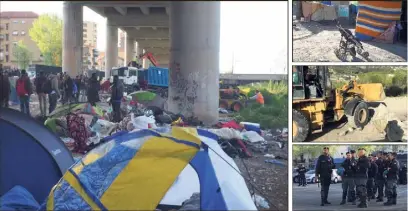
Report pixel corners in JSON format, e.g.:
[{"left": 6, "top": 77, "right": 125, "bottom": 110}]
[
  {"left": 6, "top": 55, "right": 9, "bottom": 62},
  {"left": 21, "top": 20, "right": 25, "bottom": 24},
  {"left": 6, "top": 34, "right": 9, "bottom": 41},
  {"left": 21, "top": 31, "right": 25, "bottom": 35},
  {"left": 12, "top": 31, "right": 18, "bottom": 36},
  {"left": 6, "top": 45, "right": 9, "bottom": 51},
  {"left": 5, "top": 23, "right": 8, "bottom": 30},
  {"left": 13, "top": 20, "right": 18, "bottom": 24},
  {"left": 13, "top": 42, "right": 18, "bottom": 46}
]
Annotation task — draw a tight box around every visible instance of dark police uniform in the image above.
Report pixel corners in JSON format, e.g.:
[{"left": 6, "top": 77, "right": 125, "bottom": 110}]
[
  {"left": 348, "top": 156, "right": 358, "bottom": 202},
  {"left": 298, "top": 166, "right": 307, "bottom": 186},
  {"left": 384, "top": 157, "right": 400, "bottom": 205},
  {"left": 367, "top": 160, "right": 378, "bottom": 200},
  {"left": 315, "top": 154, "right": 335, "bottom": 206},
  {"left": 375, "top": 157, "right": 386, "bottom": 201},
  {"left": 355, "top": 155, "right": 370, "bottom": 208},
  {"left": 340, "top": 158, "right": 356, "bottom": 204}
]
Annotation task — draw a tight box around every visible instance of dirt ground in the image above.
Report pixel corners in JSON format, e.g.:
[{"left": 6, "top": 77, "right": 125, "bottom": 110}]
[
  {"left": 308, "top": 97, "right": 408, "bottom": 142},
  {"left": 293, "top": 21, "right": 408, "bottom": 62}
]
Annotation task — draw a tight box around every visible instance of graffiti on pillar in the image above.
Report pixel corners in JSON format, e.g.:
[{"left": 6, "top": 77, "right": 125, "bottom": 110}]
[{"left": 170, "top": 60, "right": 199, "bottom": 116}]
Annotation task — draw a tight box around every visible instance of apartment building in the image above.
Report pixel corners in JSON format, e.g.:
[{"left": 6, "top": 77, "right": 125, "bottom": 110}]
[
  {"left": 0, "top": 11, "right": 42, "bottom": 69},
  {"left": 83, "top": 21, "right": 97, "bottom": 47}
]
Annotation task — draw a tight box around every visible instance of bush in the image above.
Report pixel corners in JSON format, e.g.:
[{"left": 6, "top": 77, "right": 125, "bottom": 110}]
[
  {"left": 234, "top": 82, "right": 288, "bottom": 129},
  {"left": 385, "top": 86, "right": 404, "bottom": 97}
]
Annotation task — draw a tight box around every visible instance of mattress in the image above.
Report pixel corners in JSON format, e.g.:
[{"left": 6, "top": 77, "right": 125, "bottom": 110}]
[{"left": 355, "top": 1, "right": 402, "bottom": 40}]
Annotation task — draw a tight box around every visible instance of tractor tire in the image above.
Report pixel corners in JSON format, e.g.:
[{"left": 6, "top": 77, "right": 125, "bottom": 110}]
[
  {"left": 231, "top": 101, "right": 244, "bottom": 112},
  {"left": 347, "top": 101, "right": 369, "bottom": 129},
  {"left": 219, "top": 100, "right": 229, "bottom": 110},
  {"left": 293, "top": 109, "right": 310, "bottom": 142}
]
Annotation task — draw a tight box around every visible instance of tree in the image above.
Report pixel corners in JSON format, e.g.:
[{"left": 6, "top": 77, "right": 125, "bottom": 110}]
[
  {"left": 293, "top": 145, "right": 339, "bottom": 160},
  {"left": 29, "top": 14, "right": 62, "bottom": 66},
  {"left": 12, "top": 40, "right": 32, "bottom": 70}
]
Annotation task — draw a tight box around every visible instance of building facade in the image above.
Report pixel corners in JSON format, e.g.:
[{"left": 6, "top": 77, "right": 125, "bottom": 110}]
[
  {"left": 83, "top": 21, "right": 97, "bottom": 47},
  {"left": 0, "top": 11, "right": 42, "bottom": 69}
]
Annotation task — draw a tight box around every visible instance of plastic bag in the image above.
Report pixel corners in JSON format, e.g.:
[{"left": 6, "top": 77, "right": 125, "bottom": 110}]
[{"left": 131, "top": 114, "right": 157, "bottom": 129}]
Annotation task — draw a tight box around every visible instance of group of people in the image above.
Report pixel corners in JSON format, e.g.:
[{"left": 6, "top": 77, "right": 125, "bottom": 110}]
[
  {"left": 314, "top": 147, "right": 402, "bottom": 208},
  {"left": 0, "top": 68, "right": 121, "bottom": 119}
]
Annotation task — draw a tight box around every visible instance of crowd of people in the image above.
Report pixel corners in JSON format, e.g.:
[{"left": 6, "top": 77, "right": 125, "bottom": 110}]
[
  {"left": 0, "top": 68, "right": 125, "bottom": 123},
  {"left": 313, "top": 147, "right": 405, "bottom": 208}
]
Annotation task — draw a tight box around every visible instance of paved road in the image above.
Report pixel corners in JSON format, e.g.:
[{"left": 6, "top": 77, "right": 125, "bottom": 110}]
[{"left": 293, "top": 183, "right": 407, "bottom": 211}]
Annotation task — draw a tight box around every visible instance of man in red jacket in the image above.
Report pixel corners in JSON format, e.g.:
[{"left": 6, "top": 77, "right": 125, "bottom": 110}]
[{"left": 16, "top": 69, "right": 33, "bottom": 115}]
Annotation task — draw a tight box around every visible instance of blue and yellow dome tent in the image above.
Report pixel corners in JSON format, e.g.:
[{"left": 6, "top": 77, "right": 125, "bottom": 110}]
[{"left": 41, "top": 127, "right": 258, "bottom": 210}]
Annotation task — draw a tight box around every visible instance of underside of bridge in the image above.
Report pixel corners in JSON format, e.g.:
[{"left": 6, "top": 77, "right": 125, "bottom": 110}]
[{"left": 62, "top": 1, "right": 221, "bottom": 125}]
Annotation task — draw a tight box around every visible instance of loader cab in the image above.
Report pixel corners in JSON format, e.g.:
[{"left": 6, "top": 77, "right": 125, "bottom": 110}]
[{"left": 293, "top": 66, "right": 331, "bottom": 100}]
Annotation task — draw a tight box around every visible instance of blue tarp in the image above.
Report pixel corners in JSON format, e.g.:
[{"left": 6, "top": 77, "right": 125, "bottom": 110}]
[{"left": 0, "top": 186, "right": 40, "bottom": 211}]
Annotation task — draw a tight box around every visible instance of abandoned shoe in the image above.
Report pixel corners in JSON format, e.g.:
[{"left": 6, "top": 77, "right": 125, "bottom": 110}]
[
  {"left": 357, "top": 203, "right": 367, "bottom": 208},
  {"left": 340, "top": 200, "right": 346, "bottom": 205}
]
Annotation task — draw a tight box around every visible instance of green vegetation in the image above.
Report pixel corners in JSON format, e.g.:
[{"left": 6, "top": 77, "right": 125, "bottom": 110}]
[
  {"left": 29, "top": 14, "right": 63, "bottom": 66},
  {"left": 329, "top": 66, "right": 407, "bottom": 96},
  {"left": 12, "top": 41, "right": 32, "bottom": 70},
  {"left": 233, "top": 81, "right": 288, "bottom": 129}
]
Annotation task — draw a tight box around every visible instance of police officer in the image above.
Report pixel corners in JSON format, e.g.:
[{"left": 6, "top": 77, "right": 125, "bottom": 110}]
[
  {"left": 376, "top": 151, "right": 388, "bottom": 202},
  {"left": 384, "top": 152, "right": 400, "bottom": 206},
  {"left": 355, "top": 148, "right": 370, "bottom": 208},
  {"left": 340, "top": 152, "right": 356, "bottom": 205},
  {"left": 298, "top": 164, "right": 307, "bottom": 186},
  {"left": 348, "top": 149, "right": 357, "bottom": 203},
  {"left": 367, "top": 155, "right": 378, "bottom": 201},
  {"left": 315, "top": 146, "right": 335, "bottom": 206}
]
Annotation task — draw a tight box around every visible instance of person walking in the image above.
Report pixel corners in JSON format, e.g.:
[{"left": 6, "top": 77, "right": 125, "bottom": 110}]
[
  {"left": 367, "top": 156, "right": 378, "bottom": 201},
  {"left": 384, "top": 152, "right": 400, "bottom": 206},
  {"left": 340, "top": 152, "right": 356, "bottom": 205},
  {"left": 315, "top": 146, "right": 335, "bottom": 206},
  {"left": 15, "top": 69, "right": 33, "bottom": 115},
  {"left": 297, "top": 164, "right": 307, "bottom": 186},
  {"left": 355, "top": 148, "right": 370, "bottom": 208},
  {"left": 87, "top": 73, "right": 100, "bottom": 106},
  {"left": 110, "top": 75, "right": 124, "bottom": 122},
  {"left": 47, "top": 73, "right": 61, "bottom": 114},
  {"left": 0, "top": 69, "right": 11, "bottom": 108},
  {"left": 35, "top": 71, "right": 47, "bottom": 116}
]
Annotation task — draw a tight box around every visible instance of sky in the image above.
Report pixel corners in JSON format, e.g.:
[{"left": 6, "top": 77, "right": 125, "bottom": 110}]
[{"left": 0, "top": 1, "right": 288, "bottom": 74}]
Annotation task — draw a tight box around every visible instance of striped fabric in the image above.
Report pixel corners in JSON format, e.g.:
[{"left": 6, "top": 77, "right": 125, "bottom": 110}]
[{"left": 355, "top": 1, "right": 402, "bottom": 40}]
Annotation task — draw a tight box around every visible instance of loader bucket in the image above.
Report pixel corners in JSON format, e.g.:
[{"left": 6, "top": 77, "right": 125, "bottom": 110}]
[{"left": 356, "top": 83, "right": 386, "bottom": 102}]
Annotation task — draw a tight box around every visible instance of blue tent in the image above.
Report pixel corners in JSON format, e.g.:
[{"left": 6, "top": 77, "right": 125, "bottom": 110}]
[
  {"left": 42, "top": 127, "right": 257, "bottom": 210},
  {"left": 0, "top": 108, "right": 74, "bottom": 204}
]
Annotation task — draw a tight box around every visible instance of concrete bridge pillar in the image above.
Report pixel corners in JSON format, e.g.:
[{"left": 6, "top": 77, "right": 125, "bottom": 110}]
[
  {"left": 62, "top": 2, "right": 83, "bottom": 78},
  {"left": 142, "top": 49, "right": 148, "bottom": 68},
  {"left": 168, "top": 1, "right": 221, "bottom": 125},
  {"left": 135, "top": 43, "right": 142, "bottom": 65},
  {"left": 125, "top": 33, "right": 134, "bottom": 65},
  {"left": 105, "top": 19, "right": 118, "bottom": 78}
]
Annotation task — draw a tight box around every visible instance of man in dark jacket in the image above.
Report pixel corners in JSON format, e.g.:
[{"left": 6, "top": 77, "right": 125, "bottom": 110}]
[
  {"left": 340, "top": 152, "right": 356, "bottom": 205},
  {"left": 63, "top": 75, "right": 74, "bottom": 104},
  {"left": 110, "top": 75, "right": 124, "bottom": 122},
  {"left": 87, "top": 73, "right": 100, "bottom": 106},
  {"left": 384, "top": 152, "right": 400, "bottom": 206},
  {"left": 315, "top": 146, "right": 335, "bottom": 206},
  {"left": 0, "top": 68, "right": 11, "bottom": 108},
  {"left": 348, "top": 150, "right": 357, "bottom": 202},
  {"left": 367, "top": 156, "right": 378, "bottom": 201},
  {"left": 35, "top": 71, "right": 47, "bottom": 116},
  {"left": 16, "top": 69, "right": 33, "bottom": 115},
  {"left": 355, "top": 148, "right": 370, "bottom": 208},
  {"left": 75, "top": 75, "right": 82, "bottom": 102},
  {"left": 297, "top": 164, "right": 307, "bottom": 186},
  {"left": 376, "top": 151, "right": 386, "bottom": 202}
]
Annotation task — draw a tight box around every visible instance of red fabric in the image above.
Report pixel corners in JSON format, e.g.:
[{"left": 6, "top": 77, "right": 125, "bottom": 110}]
[
  {"left": 235, "top": 139, "right": 252, "bottom": 158},
  {"left": 219, "top": 120, "right": 242, "bottom": 130},
  {"left": 67, "top": 114, "right": 90, "bottom": 154},
  {"left": 101, "top": 80, "right": 111, "bottom": 92},
  {"left": 16, "top": 79, "right": 27, "bottom": 96}
]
